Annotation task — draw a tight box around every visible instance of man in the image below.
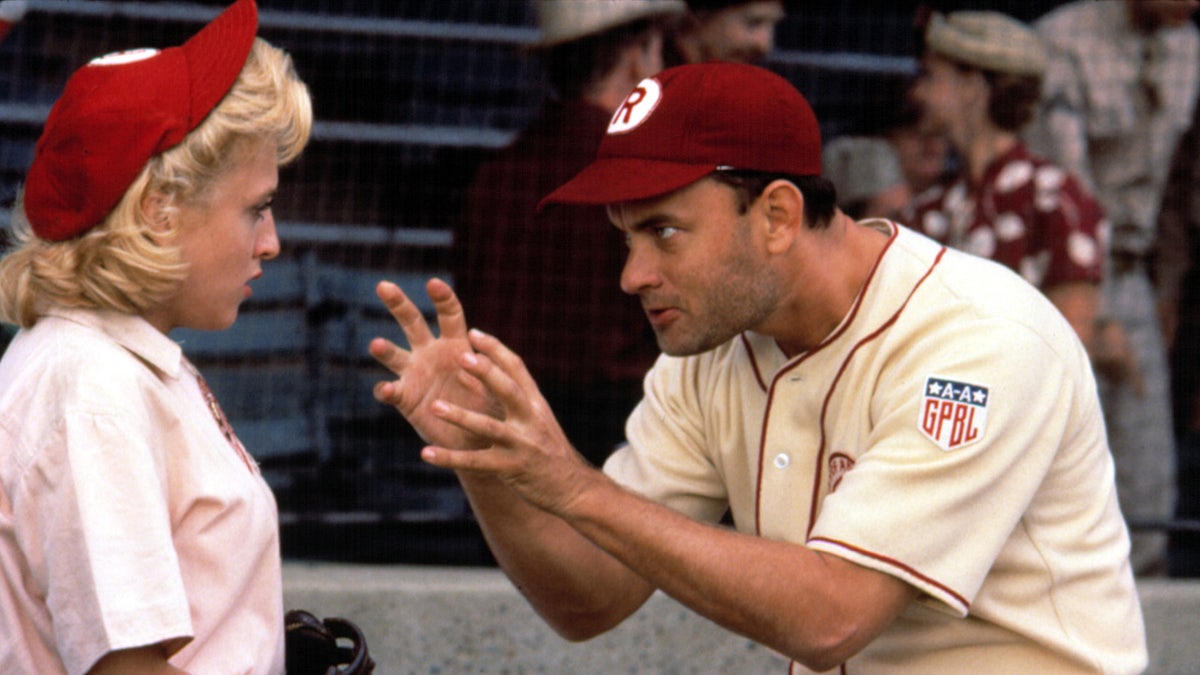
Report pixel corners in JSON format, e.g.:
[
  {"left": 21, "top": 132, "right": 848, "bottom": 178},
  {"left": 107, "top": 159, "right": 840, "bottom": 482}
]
[
  {"left": 372, "top": 63, "right": 1145, "bottom": 673},
  {"left": 906, "top": 11, "right": 1105, "bottom": 353},
  {"left": 664, "top": 0, "right": 784, "bottom": 66},
  {"left": 456, "top": 0, "right": 682, "bottom": 466},
  {"left": 1158, "top": 97, "right": 1200, "bottom": 576},
  {"left": 1026, "top": 0, "right": 1200, "bottom": 575}
]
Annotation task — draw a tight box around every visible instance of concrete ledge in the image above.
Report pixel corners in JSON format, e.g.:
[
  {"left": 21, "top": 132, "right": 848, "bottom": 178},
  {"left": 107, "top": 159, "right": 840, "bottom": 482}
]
[
  {"left": 284, "top": 563, "right": 1199, "bottom": 674},
  {"left": 1137, "top": 578, "right": 1200, "bottom": 675}
]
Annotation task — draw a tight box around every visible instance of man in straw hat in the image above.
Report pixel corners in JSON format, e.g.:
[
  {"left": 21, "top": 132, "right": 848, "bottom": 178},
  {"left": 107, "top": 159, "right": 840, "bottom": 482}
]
[
  {"left": 456, "top": 0, "right": 684, "bottom": 468},
  {"left": 373, "top": 61, "right": 1144, "bottom": 673},
  {"left": 664, "top": 0, "right": 785, "bottom": 67},
  {"left": 906, "top": 11, "right": 1105, "bottom": 358},
  {"left": 0, "top": 1, "right": 318, "bottom": 672},
  {"left": 1027, "top": 0, "right": 1200, "bottom": 577}
]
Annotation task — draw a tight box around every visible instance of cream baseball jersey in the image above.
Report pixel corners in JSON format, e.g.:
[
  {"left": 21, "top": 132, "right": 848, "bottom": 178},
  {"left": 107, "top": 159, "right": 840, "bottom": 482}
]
[{"left": 605, "top": 221, "right": 1145, "bottom": 674}]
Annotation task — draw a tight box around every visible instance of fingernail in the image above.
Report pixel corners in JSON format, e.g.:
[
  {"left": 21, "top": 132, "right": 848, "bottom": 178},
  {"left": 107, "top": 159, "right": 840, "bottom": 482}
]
[
  {"left": 469, "top": 328, "right": 489, "bottom": 339},
  {"left": 431, "top": 400, "right": 448, "bottom": 414},
  {"left": 462, "top": 352, "right": 478, "bottom": 367}
]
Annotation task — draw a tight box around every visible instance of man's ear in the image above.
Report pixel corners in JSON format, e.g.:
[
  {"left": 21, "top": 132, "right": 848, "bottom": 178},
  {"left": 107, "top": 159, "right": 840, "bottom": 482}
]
[
  {"left": 760, "top": 179, "right": 804, "bottom": 254},
  {"left": 631, "top": 31, "right": 664, "bottom": 82}
]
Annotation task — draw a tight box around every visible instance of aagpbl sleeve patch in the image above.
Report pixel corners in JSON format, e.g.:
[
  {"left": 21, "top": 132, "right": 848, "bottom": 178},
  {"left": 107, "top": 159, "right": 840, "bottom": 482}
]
[{"left": 918, "top": 376, "right": 990, "bottom": 451}]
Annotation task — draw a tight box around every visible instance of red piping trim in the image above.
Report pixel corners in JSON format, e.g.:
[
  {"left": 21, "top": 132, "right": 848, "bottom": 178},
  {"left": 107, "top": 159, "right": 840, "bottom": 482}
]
[
  {"left": 742, "top": 332, "right": 769, "bottom": 393},
  {"left": 809, "top": 536, "right": 971, "bottom": 611},
  {"left": 754, "top": 224, "right": 899, "bottom": 535},
  {"left": 806, "top": 247, "right": 945, "bottom": 536}
]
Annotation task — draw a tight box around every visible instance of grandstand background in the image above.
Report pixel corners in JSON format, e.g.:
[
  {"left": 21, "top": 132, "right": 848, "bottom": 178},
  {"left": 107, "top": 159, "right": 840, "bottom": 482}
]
[{"left": 0, "top": 0, "right": 1069, "bottom": 565}]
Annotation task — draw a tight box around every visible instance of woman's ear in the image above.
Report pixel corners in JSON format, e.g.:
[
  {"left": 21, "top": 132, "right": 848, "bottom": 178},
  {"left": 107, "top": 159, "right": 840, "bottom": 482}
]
[
  {"left": 761, "top": 179, "right": 804, "bottom": 254},
  {"left": 139, "top": 190, "right": 174, "bottom": 237}
]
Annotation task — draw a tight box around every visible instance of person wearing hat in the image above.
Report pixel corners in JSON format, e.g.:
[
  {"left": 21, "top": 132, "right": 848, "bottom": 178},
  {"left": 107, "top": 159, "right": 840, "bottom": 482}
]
[
  {"left": 820, "top": 135, "right": 911, "bottom": 221},
  {"left": 664, "top": 0, "right": 785, "bottom": 66},
  {"left": 455, "top": 0, "right": 684, "bottom": 468},
  {"left": 372, "top": 61, "right": 1144, "bottom": 672},
  {"left": 1026, "top": 0, "right": 1200, "bottom": 579},
  {"left": 905, "top": 12, "right": 1106, "bottom": 355},
  {"left": 0, "top": 1, "right": 313, "bottom": 672},
  {"left": 0, "top": 0, "right": 25, "bottom": 43}
]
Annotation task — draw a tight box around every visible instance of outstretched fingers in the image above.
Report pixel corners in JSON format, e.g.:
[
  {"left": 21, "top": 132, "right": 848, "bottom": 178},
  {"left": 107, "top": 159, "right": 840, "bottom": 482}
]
[
  {"left": 375, "top": 279, "right": 434, "bottom": 348},
  {"left": 419, "top": 399, "right": 512, "bottom": 472},
  {"left": 432, "top": 399, "right": 508, "bottom": 444},
  {"left": 456, "top": 331, "right": 543, "bottom": 416},
  {"left": 368, "top": 336, "right": 409, "bottom": 376},
  {"left": 466, "top": 329, "right": 543, "bottom": 397},
  {"left": 425, "top": 278, "right": 471, "bottom": 341}
]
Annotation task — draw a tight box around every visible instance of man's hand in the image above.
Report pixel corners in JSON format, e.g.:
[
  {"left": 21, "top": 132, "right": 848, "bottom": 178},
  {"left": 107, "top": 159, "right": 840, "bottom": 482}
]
[
  {"left": 369, "top": 278, "right": 494, "bottom": 449},
  {"left": 419, "top": 327, "right": 600, "bottom": 516}
]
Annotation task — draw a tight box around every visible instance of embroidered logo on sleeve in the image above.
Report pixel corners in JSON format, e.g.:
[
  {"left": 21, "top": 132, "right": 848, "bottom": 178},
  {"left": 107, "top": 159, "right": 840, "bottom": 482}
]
[
  {"left": 828, "top": 452, "right": 855, "bottom": 493},
  {"left": 919, "top": 376, "right": 990, "bottom": 451}
]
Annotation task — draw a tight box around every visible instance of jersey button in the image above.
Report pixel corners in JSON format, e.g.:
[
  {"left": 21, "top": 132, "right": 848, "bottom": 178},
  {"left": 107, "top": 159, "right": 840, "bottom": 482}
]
[{"left": 773, "top": 453, "right": 790, "bottom": 469}]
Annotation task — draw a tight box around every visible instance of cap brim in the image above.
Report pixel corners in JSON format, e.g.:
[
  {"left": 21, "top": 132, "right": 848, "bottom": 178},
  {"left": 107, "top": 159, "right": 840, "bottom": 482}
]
[
  {"left": 182, "top": 0, "right": 257, "bottom": 126},
  {"left": 538, "top": 158, "right": 715, "bottom": 211}
]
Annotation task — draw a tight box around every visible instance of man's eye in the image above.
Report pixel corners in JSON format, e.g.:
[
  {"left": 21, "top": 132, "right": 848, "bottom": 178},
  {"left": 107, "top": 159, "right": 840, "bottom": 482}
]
[{"left": 655, "top": 226, "right": 678, "bottom": 239}]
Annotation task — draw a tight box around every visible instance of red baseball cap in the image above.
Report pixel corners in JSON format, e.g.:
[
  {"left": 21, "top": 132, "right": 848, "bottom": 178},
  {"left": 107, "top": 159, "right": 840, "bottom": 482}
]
[
  {"left": 539, "top": 61, "right": 821, "bottom": 210},
  {"left": 24, "top": 0, "right": 258, "bottom": 241}
]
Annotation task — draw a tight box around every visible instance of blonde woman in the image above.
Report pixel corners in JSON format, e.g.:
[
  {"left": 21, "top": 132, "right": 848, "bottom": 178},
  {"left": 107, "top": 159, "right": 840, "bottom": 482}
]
[{"left": 0, "top": 1, "right": 313, "bottom": 673}]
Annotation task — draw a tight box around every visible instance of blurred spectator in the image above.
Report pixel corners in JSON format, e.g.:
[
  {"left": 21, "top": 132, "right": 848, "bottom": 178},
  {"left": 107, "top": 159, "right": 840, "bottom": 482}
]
[
  {"left": 845, "top": 72, "right": 954, "bottom": 200},
  {"left": 664, "top": 0, "right": 785, "bottom": 66},
  {"left": 821, "top": 136, "right": 911, "bottom": 220},
  {"left": 888, "top": 95, "right": 954, "bottom": 198},
  {"left": 906, "top": 11, "right": 1105, "bottom": 354},
  {"left": 0, "top": 0, "right": 25, "bottom": 43},
  {"left": 455, "top": 0, "right": 683, "bottom": 467},
  {"left": 1026, "top": 0, "right": 1200, "bottom": 576},
  {"left": 1158, "top": 99, "right": 1200, "bottom": 577}
]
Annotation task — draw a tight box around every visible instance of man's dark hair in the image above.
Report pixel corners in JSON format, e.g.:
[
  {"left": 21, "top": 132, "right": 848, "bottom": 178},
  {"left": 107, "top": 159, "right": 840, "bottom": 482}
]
[
  {"left": 542, "top": 20, "right": 661, "bottom": 100},
  {"left": 710, "top": 170, "right": 838, "bottom": 228}
]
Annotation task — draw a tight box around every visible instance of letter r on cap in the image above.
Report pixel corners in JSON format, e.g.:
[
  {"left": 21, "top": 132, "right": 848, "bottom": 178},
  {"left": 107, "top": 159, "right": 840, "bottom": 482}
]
[
  {"left": 608, "top": 77, "right": 662, "bottom": 134},
  {"left": 613, "top": 88, "right": 645, "bottom": 125}
]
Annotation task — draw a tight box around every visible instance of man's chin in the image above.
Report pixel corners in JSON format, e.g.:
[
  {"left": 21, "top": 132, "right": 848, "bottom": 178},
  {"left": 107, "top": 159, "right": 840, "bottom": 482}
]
[{"left": 655, "top": 332, "right": 721, "bottom": 358}]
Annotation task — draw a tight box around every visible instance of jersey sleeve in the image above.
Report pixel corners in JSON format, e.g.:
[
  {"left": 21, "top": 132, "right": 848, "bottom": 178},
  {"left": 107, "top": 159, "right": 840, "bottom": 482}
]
[
  {"left": 10, "top": 382, "right": 193, "bottom": 673},
  {"left": 604, "top": 355, "right": 731, "bottom": 525},
  {"left": 807, "top": 311, "right": 1094, "bottom": 616}
]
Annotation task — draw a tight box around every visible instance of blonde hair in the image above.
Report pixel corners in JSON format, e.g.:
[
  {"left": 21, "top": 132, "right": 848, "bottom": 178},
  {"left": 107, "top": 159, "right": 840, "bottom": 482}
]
[{"left": 0, "top": 37, "right": 313, "bottom": 328}]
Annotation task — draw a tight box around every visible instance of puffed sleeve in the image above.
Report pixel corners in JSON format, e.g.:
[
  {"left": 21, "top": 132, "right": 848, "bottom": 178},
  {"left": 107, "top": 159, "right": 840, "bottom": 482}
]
[{"left": 12, "top": 397, "right": 192, "bottom": 673}]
